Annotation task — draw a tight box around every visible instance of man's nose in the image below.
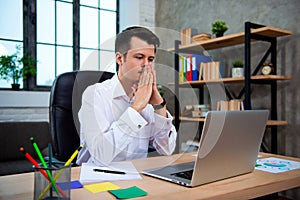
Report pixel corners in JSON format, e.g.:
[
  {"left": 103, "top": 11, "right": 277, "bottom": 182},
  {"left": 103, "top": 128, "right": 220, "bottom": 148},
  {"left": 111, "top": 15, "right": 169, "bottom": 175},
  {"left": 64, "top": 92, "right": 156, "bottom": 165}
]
[{"left": 143, "top": 58, "right": 151, "bottom": 66}]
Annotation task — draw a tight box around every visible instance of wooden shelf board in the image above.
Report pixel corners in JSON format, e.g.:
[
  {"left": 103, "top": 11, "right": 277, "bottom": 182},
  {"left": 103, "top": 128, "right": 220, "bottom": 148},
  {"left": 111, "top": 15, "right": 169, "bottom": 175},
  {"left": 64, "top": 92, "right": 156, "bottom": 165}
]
[
  {"left": 168, "top": 26, "right": 292, "bottom": 53},
  {"left": 266, "top": 120, "right": 288, "bottom": 126},
  {"left": 168, "top": 75, "right": 292, "bottom": 87},
  {"left": 180, "top": 116, "right": 206, "bottom": 122},
  {"left": 179, "top": 117, "right": 288, "bottom": 126}
]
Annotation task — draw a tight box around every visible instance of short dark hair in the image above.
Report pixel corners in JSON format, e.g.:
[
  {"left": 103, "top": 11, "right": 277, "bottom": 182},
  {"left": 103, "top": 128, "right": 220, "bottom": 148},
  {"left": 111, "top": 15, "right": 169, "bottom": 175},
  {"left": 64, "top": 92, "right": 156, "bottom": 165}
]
[{"left": 115, "top": 26, "right": 160, "bottom": 54}]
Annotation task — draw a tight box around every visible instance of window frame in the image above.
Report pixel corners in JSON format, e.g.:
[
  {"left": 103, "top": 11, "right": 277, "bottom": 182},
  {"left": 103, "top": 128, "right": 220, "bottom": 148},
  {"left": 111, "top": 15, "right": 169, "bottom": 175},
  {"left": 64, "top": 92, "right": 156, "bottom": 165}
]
[{"left": 0, "top": 0, "right": 119, "bottom": 91}]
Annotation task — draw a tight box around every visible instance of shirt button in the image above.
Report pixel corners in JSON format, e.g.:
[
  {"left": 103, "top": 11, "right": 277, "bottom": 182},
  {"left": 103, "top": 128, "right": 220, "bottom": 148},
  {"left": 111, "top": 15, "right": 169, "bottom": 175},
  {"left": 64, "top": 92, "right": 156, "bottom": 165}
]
[{"left": 137, "top": 124, "right": 142, "bottom": 129}]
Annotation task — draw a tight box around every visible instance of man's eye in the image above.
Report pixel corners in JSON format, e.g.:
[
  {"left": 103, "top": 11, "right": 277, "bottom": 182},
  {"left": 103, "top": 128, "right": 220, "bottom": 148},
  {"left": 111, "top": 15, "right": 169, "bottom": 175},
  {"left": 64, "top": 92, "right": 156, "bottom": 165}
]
[{"left": 136, "top": 56, "right": 143, "bottom": 59}]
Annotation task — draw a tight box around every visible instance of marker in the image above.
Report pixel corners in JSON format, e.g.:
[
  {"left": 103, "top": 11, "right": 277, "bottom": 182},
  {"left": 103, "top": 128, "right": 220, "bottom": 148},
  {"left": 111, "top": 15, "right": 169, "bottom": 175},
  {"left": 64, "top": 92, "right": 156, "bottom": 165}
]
[
  {"left": 30, "top": 137, "right": 59, "bottom": 195},
  {"left": 38, "top": 145, "right": 84, "bottom": 200},
  {"left": 19, "top": 147, "right": 66, "bottom": 197},
  {"left": 64, "top": 145, "right": 83, "bottom": 167},
  {"left": 93, "top": 169, "right": 126, "bottom": 175},
  {"left": 20, "top": 147, "right": 48, "bottom": 178}
]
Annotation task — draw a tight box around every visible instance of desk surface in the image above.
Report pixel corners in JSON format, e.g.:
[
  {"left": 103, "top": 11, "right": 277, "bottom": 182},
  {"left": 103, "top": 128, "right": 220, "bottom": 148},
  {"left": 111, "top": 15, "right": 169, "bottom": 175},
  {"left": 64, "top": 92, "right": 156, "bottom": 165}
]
[{"left": 1, "top": 152, "right": 300, "bottom": 200}]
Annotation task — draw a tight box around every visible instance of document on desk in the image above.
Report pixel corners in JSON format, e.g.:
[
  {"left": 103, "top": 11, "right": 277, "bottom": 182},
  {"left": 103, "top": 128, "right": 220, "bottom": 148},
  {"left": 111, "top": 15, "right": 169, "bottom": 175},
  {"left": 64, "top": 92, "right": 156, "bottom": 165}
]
[
  {"left": 79, "top": 161, "right": 142, "bottom": 182},
  {"left": 255, "top": 157, "right": 300, "bottom": 173}
]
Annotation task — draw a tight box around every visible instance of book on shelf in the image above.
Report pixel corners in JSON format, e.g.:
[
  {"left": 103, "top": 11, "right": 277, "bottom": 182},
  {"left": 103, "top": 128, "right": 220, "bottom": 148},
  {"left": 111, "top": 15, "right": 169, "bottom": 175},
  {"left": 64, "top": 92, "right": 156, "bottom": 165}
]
[
  {"left": 178, "top": 54, "right": 225, "bottom": 82},
  {"left": 179, "top": 55, "right": 185, "bottom": 83},
  {"left": 181, "top": 28, "right": 198, "bottom": 46},
  {"left": 216, "top": 99, "right": 244, "bottom": 111},
  {"left": 182, "top": 104, "right": 210, "bottom": 118},
  {"left": 192, "top": 54, "right": 211, "bottom": 81},
  {"left": 185, "top": 55, "right": 193, "bottom": 81},
  {"left": 199, "top": 61, "right": 225, "bottom": 81},
  {"left": 192, "top": 33, "right": 212, "bottom": 42}
]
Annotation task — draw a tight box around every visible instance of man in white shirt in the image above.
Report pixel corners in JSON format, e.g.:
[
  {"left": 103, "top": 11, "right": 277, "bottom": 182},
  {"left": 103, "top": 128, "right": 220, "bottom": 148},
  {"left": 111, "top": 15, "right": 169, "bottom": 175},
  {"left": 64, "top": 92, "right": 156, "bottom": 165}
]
[{"left": 76, "top": 27, "right": 177, "bottom": 166}]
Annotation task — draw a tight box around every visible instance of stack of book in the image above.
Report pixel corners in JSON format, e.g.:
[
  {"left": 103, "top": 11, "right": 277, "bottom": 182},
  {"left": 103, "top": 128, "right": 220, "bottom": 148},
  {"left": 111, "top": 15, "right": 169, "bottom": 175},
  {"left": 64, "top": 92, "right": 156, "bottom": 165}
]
[
  {"left": 192, "top": 33, "right": 212, "bottom": 42},
  {"left": 182, "top": 104, "right": 210, "bottom": 118},
  {"left": 216, "top": 99, "right": 244, "bottom": 111},
  {"left": 199, "top": 61, "right": 225, "bottom": 81},
  {"left": 181, "top": 28, "right": 198, "bottom": 46}
]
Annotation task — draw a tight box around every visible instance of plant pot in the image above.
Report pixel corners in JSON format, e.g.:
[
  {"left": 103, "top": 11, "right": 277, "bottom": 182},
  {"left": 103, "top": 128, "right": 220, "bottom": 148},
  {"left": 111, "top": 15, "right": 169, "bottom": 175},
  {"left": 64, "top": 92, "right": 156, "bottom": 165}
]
[
  {"left": 216, "top": 32, "right": 224, "bottom": 37},
  {"left": 11, "top": 83, "right": 20, "bottom": 90},
  {"left": 232, "top": 68, "right": 244, "bottom": 78}
]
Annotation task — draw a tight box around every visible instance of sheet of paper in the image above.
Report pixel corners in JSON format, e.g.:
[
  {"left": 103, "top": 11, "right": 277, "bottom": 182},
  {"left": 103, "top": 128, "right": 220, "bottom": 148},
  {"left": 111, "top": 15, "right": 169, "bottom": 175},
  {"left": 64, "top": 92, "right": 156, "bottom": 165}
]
[
  {"left": 84, "top": 182, "right": 120, "bottom": 194},
  {"left": 255, "top": 157, "right": 300, "bottom": 173},
  {"left": 109, "top": 186, "right": 147, "bottom": 199},
  {"left": 80, "top": 161, "right": 142, "bottom": 182},
  {"left": 57, "top": 180, "right": 83, "bottom": 190}
]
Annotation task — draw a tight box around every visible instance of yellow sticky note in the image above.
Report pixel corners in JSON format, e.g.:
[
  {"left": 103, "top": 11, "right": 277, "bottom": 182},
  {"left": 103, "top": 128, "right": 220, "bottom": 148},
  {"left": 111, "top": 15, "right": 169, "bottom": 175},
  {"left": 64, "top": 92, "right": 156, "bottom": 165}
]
[{"left": 84, "top": 182, "right": 120, "bottom": 194}]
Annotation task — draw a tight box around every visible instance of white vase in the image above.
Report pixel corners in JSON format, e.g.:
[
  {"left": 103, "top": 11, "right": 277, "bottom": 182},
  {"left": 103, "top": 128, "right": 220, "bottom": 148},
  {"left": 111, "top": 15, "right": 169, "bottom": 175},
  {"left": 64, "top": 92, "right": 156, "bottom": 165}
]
[{"left": 232, "top": 68, "right": 244, "bottom": 78}]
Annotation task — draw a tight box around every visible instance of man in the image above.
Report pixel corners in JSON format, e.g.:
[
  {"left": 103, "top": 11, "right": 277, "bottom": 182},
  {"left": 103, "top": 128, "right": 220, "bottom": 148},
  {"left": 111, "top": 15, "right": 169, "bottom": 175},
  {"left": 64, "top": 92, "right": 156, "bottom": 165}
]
[{"left": 76, "top": 27, "right": 177, "bottom": 166}]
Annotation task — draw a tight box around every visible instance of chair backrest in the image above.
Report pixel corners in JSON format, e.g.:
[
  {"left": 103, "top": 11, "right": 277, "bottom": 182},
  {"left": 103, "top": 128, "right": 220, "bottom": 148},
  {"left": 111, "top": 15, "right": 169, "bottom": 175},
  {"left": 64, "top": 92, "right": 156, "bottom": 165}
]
[{"left": 49, "top": 70, "right": 114, "bottom": 162}]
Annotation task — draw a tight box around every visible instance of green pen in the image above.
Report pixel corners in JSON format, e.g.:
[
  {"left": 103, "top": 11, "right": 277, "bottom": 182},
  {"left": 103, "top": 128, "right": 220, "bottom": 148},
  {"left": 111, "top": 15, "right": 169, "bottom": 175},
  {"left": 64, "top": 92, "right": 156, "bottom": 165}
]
[{"left": 30, "top": 137, "right": 59, "bottom": 195}]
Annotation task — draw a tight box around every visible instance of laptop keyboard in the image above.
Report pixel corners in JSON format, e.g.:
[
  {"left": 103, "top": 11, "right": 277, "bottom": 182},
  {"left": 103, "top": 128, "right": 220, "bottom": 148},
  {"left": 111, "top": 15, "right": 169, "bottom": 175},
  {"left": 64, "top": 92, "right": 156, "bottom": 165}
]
[{"left": 171, "top": 169, "right": 194, "bottom": 180}]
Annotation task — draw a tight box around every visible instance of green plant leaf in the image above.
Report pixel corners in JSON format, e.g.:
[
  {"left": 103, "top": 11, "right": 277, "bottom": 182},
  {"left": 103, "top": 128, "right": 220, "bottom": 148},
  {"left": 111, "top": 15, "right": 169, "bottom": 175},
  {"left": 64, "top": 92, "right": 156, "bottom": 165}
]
[{"left": 0, "top": 45, "right": 37, "bottom": 85}]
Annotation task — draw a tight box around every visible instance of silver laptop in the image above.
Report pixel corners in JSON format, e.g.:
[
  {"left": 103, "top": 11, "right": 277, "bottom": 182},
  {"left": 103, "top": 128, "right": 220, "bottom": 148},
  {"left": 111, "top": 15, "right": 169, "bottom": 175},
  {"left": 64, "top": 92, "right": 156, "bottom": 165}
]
[{"left": 142, "top": 110, "right": 269, "bottom": 187}]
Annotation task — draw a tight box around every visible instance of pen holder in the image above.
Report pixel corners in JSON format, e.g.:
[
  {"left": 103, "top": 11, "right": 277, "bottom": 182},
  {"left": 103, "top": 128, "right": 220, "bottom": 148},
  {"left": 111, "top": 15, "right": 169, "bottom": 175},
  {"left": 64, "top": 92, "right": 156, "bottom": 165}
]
[{"left": 33, "top": 162, "right": 71, "bottom": 200}]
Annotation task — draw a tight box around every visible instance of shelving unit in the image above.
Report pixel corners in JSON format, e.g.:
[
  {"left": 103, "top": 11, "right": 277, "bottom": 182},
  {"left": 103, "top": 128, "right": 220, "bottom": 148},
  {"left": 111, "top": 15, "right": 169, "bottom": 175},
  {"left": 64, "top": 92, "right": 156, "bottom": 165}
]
[{"left": 171, "top": 22, "right": 292, "bottom": 153}]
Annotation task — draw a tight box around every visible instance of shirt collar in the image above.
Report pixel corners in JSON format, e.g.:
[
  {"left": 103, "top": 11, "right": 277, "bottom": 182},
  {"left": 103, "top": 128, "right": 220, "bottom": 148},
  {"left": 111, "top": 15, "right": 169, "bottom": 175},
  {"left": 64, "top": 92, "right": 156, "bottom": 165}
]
[{"left": 111, "top": 74, "right": 129, "bottom": 100}]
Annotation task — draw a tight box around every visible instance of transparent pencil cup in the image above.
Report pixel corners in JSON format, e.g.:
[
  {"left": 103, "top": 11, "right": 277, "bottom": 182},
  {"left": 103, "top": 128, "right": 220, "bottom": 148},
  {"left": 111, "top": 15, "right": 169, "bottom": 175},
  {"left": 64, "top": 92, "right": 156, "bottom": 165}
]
[{"left": 33, "top": 162, "right": 71, "bottom": 200}]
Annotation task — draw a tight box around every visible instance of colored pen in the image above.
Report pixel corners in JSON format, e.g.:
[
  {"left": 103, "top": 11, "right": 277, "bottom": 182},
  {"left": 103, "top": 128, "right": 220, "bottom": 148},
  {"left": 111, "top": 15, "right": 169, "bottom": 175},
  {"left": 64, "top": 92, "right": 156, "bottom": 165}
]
[
  {"left": 64, "top": 144, "right": 83, "bottom": 167},
  {"left": 93, "top": 168, "right": 126, "bottom": 175},
  {"left": 30, "top": 137, "right": 60, "bottom": 195},
  {"left": 20, "top": 147, "right": 48, "bottom": 178},
  {"left": 38, "top": 145, "right": 83, "bottom": 200},
  {"left": 19, "top": 147, "right": 67, "bottom": 197}
]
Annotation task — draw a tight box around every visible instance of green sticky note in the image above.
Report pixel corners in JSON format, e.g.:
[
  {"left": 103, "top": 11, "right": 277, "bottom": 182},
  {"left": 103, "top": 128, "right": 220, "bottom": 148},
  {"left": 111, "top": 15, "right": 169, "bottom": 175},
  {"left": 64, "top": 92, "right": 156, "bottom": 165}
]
[{"left": 108, "top": 186, "right": 147, "bottom": 199}]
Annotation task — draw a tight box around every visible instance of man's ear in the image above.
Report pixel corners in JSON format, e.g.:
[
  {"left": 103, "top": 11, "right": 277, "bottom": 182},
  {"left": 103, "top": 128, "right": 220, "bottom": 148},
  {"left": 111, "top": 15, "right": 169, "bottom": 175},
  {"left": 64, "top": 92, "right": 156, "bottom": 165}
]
[{"left": 116, "top": 52, "right": 123, "bottom": 66}]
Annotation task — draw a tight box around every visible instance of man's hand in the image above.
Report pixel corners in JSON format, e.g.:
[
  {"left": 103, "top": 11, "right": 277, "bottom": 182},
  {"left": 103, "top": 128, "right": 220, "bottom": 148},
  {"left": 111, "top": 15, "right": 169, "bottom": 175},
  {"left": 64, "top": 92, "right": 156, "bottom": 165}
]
[
  {"left": 131, "top": 66, "right": 153, "bottom": 113},
  {"left": 149, "top": 65, "right": 164, "bottom": 105}
]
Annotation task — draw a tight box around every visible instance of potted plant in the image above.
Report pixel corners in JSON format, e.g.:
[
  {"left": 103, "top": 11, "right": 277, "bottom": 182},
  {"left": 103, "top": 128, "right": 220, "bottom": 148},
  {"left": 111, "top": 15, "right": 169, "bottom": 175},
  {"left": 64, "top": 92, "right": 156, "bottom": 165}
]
[
  {"left": 0, "top": 46, "right": 36, "bottom": 90},
  {"left": 211, "top": 20, "right": 228, "bottom": 37},
  {"left": 232, "top": 60, "right": 244, "bottom": 78}
]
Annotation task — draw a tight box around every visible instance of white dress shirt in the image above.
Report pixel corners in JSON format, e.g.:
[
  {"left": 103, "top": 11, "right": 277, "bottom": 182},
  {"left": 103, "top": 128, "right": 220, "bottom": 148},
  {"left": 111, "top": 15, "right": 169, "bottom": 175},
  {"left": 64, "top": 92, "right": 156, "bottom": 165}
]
[{"left": 76, "top": 74, "right": 177, "bottom": 166}]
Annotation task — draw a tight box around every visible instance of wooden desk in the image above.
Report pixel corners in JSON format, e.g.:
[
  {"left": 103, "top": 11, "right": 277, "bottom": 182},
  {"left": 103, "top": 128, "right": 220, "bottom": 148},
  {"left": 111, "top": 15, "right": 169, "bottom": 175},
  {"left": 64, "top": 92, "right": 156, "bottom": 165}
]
[{"left": 1, "top": 152, "right": 300, "bottom": 200}]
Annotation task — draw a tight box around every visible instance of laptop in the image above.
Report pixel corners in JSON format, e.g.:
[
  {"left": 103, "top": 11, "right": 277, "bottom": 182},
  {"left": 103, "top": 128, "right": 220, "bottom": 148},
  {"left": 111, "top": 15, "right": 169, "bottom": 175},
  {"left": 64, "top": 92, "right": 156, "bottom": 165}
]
[{"left": 142, "top": 110, "right": 269, "bottom": 187}]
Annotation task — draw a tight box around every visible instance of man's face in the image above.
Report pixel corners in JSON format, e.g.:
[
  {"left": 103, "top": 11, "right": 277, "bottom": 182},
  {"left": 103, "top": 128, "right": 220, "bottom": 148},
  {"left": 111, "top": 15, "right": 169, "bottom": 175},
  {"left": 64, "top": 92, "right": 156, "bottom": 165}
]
[{"left": 118, "top": 36, "right": 155, "bottom": 83}]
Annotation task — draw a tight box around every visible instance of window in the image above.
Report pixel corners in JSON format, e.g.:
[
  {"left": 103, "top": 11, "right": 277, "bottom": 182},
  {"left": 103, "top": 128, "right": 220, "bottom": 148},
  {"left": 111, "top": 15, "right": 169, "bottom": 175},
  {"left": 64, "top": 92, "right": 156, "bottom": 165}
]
[
  {"left": 36, "top": 0, "right": 118, "bottom": 87},
  {"left": 0, "top": 0, "right": 118, "bottom": 89},
  {"left": 37, "top": 0, "right": 73, "bottom": 86},
  {"left": 0, "top": 0, "right": 23, "bottom": 88},
  {"left": 79, "top": 1, "right": 117, "bottom": 73}
]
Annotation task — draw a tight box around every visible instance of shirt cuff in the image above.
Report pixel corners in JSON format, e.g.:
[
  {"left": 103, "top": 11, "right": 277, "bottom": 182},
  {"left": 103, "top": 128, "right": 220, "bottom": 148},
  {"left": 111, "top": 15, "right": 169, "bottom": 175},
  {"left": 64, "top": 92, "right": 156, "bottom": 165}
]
[
  {"left": 119, "top": 107, "right": 148, "bottom": 133},
  {"left": 154, "top": 110, "right": 173, "bottom": 130}
]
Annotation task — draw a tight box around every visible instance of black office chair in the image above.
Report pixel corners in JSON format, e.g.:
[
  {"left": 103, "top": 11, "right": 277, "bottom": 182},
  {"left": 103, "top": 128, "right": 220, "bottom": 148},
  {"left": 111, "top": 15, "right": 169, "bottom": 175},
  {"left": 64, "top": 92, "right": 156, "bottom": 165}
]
[{"left": 49, "top": 70, "right": 114, "bottom": 162}]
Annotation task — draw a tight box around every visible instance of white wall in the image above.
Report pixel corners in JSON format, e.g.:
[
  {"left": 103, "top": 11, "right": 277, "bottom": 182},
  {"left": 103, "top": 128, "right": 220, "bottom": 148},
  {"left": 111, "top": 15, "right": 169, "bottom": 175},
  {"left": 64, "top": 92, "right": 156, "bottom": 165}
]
[
  {"left": 0, "top": 91, "right": 50, "bottom": 122},
  {"left": 119, "top": 0, "right": 155, "bottom": 31}
]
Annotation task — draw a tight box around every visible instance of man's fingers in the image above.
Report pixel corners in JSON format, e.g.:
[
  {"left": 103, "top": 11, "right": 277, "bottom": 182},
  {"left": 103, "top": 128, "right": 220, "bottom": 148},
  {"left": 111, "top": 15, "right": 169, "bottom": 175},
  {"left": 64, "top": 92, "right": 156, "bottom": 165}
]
[
  {"left": 148, "top": 72, "right": 153, "bottom": 86},
  {"left": 139, "top": 66, "right": 152, "bottom": 86}
]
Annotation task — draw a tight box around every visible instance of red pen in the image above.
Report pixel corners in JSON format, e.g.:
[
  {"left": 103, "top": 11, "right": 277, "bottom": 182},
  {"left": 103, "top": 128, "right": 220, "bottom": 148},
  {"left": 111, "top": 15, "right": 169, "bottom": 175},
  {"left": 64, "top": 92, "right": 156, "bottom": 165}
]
[
  {"left": 19, "top": 147, "right": 67, "bottom": 197},
  {"left": 20, "top": 147, "right": 48, "bottom": 178}
]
